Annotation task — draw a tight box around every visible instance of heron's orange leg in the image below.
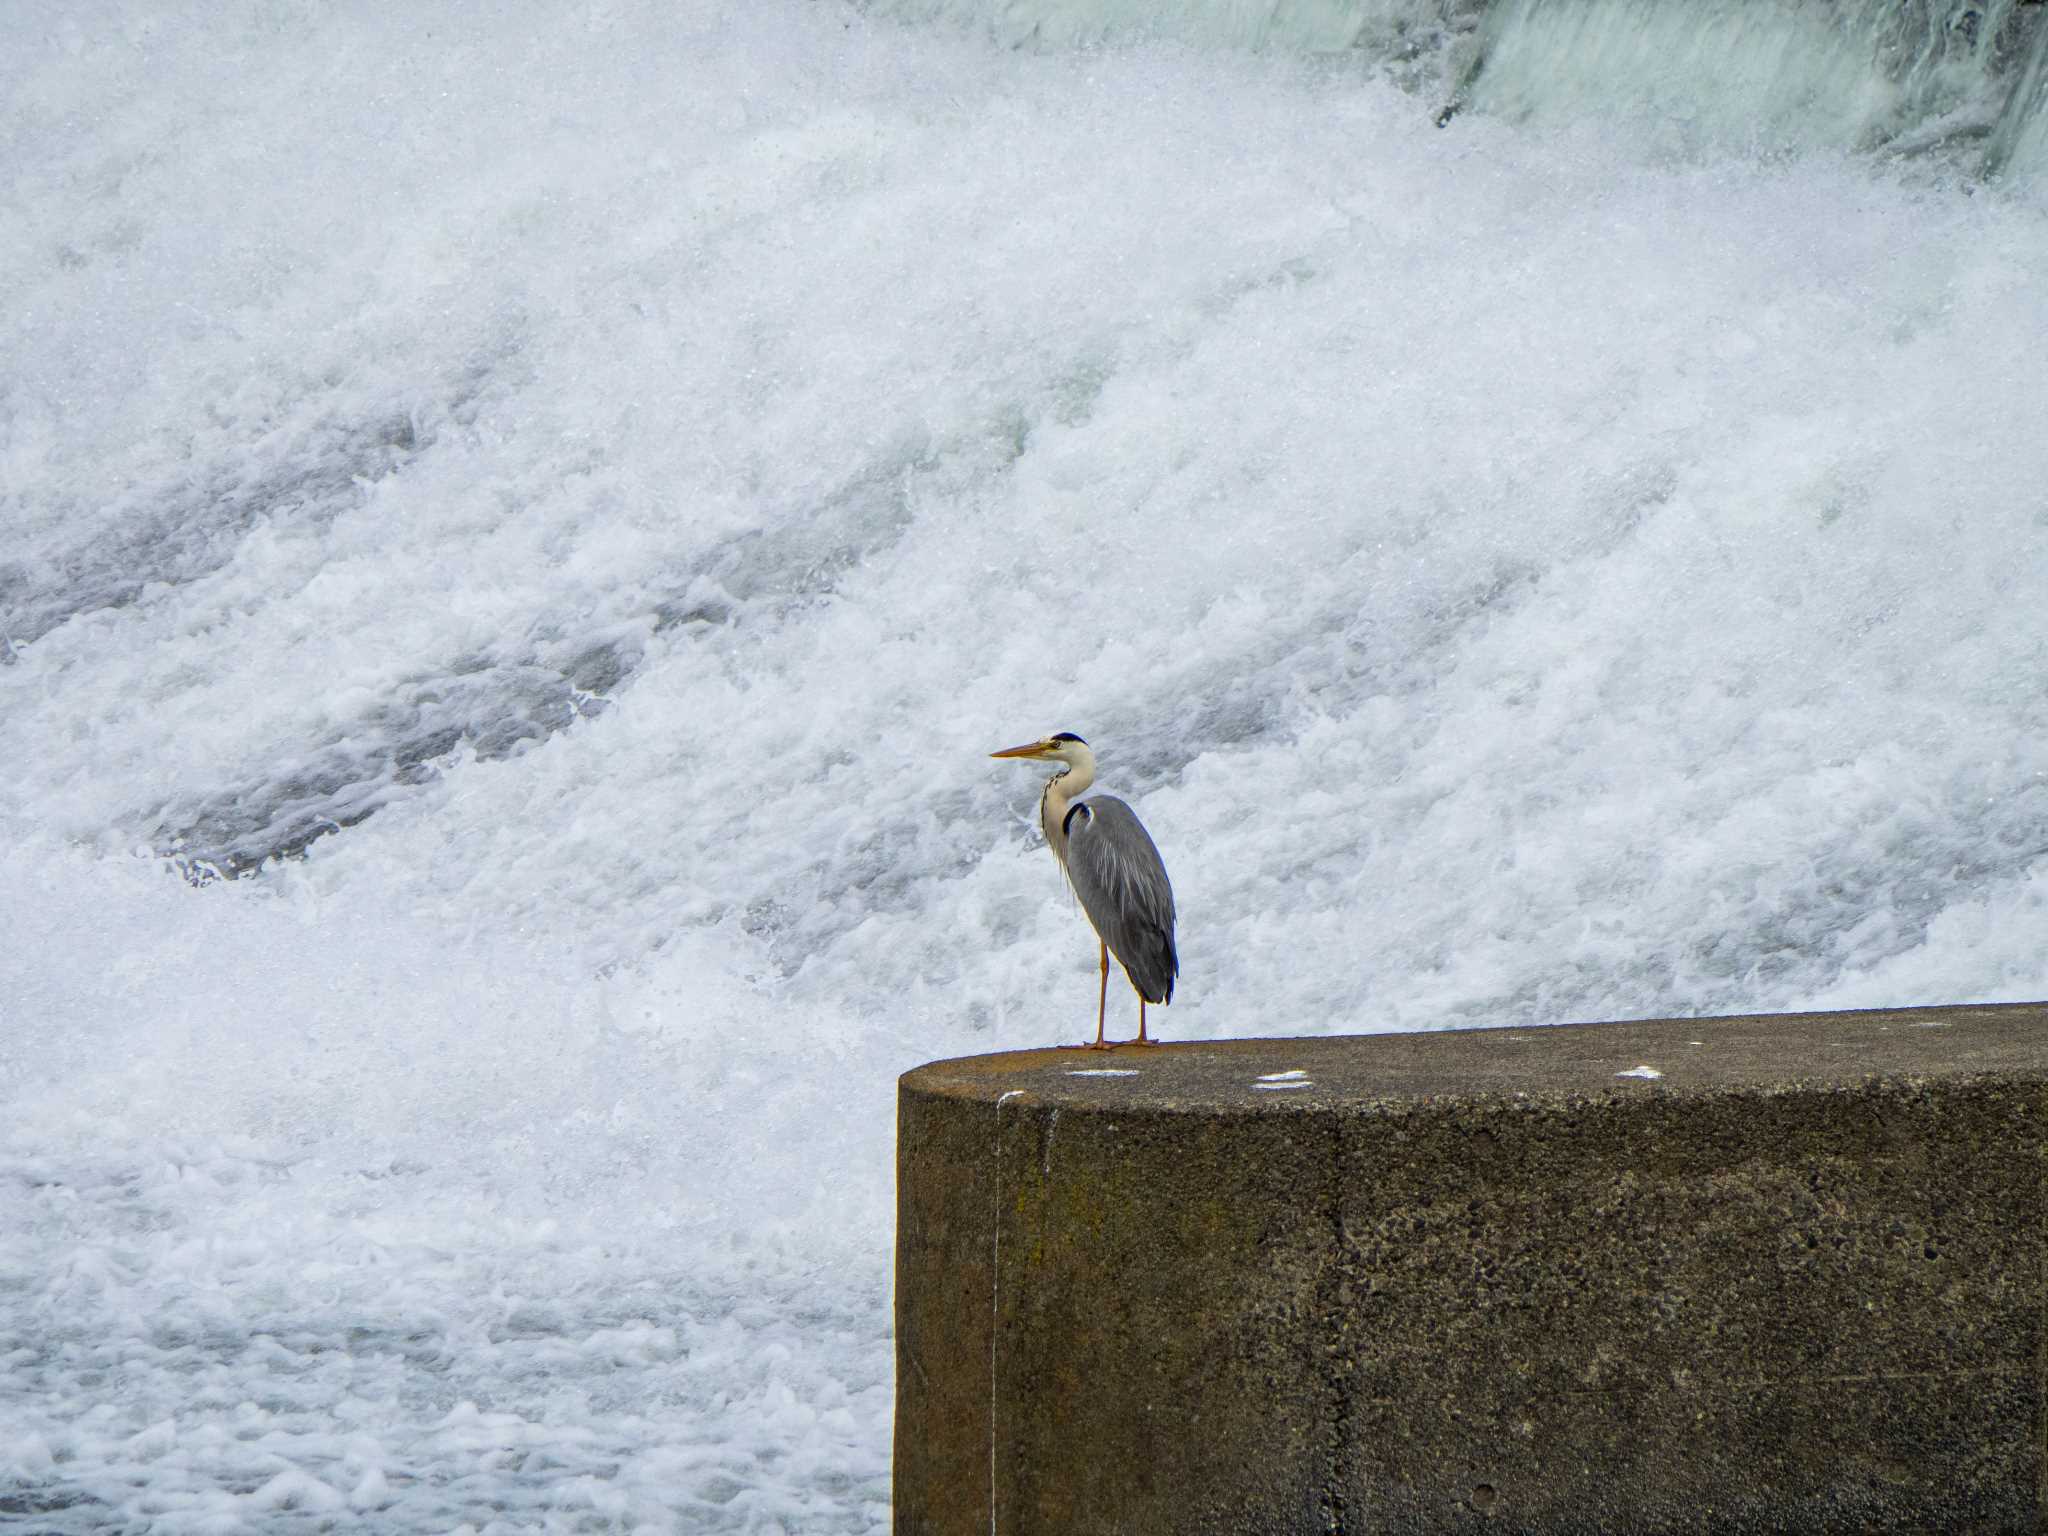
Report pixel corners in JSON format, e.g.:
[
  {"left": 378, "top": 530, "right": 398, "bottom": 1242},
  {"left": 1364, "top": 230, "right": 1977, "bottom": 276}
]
[
  {"left": 1055, "top": 945, "right": 1117, "bottom": 1050},
  {"left": 1086, "top": 943, "right": 1111, "bottom": 1050},
  {"left": 1132, "top": 997, "right": 1160, "bottom": 1046}
]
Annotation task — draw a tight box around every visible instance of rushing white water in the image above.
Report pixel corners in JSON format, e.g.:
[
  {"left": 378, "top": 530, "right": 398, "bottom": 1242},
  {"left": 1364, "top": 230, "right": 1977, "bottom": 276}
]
[
  {"left": 6, "top": 0, "right": 2048, "bottom": 1527},
  {"left": 1462, "top": 0, "right": 2048, "bottom": 173},
  {"left": 865, "top": 0, "right": 1478, "bottom": 59}
]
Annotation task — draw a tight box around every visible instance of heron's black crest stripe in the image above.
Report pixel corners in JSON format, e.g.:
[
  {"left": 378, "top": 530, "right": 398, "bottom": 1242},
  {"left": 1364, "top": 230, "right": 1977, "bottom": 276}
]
[
  {"left": 1050, "top": 731, "right": 1086, "bottom": 744},
  {"left": 1063, "top": 802, "right": 1092, "bottom": 836}
]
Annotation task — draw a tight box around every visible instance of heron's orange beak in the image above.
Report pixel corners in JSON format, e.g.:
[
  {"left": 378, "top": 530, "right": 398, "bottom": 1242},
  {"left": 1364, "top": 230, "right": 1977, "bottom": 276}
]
[{"left": 989, "top": 740, "right": 1053, "bottom": 759}]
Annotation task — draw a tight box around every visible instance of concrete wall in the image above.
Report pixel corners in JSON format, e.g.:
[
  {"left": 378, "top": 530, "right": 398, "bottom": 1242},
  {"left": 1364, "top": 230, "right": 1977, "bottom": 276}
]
[{"left": 894, "top": 1002, "right": 2048, "bottom": 1534}]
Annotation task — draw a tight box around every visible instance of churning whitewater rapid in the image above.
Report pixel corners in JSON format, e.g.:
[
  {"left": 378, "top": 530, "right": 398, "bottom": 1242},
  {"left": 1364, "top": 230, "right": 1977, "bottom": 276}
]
[{"left": 5, "top": 0, "right": 2048, "bottom": 1527}]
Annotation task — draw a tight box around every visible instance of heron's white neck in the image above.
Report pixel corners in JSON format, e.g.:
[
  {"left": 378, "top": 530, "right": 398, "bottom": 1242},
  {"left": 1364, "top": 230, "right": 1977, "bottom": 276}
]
[{"left": 1038, "top": 747, "right": 1097, "bottom": 857}]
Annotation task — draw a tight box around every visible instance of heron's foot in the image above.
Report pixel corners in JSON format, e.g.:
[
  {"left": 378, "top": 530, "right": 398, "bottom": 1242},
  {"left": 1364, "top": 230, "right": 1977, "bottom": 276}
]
[
  {"left": 1127, "top": 1035, "right": 1161, "bottom": 1047},
  {"left": 1056, "top": 1039, "right": 1118, "bottom": 1051}
]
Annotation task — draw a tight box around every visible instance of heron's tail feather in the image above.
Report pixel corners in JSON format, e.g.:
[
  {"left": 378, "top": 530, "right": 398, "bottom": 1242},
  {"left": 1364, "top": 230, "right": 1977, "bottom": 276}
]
[{"left": 1119, "top": 924, "right": 1178, "bottom": 1006}]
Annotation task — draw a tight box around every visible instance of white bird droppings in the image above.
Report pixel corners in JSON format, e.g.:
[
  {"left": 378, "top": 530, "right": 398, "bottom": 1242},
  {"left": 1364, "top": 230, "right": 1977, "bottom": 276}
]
[{"left": 1616, "top": 1065, "right": 1664, "bottom": 1080}]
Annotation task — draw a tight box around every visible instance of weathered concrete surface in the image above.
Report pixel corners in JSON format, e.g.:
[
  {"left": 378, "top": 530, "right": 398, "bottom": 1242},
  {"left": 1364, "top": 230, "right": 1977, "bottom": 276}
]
[{"left": 894, "top": 1001, "right": 2048, "bottom": 1535}]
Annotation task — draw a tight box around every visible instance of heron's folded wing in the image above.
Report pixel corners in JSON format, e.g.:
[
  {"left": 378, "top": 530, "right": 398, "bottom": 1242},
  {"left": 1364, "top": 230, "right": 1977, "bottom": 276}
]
[{"left": 1064, "top": 796, "right": 1178, "bottom": 1004}]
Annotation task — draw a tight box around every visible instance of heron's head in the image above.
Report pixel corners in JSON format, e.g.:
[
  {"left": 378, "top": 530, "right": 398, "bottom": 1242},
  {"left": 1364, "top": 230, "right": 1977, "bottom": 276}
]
[{"left": 990, "top": 731, "right": 1090, "bottom": 769}]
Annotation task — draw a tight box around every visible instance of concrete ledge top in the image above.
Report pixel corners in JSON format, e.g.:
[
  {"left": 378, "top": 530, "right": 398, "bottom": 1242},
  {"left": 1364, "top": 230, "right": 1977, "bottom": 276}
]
[{"left": 901, "top": 999, "right": 2048, "bottom": 1113}]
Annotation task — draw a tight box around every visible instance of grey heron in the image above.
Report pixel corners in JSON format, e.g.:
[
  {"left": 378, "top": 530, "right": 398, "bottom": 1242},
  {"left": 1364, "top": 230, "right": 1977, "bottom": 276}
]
[{"left": 991, "top": 732, "right": 1178, "bottom": 1049}]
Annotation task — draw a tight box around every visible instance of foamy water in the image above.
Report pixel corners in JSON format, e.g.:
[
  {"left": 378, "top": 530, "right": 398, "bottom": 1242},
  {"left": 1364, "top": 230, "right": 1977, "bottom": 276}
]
[{"left": 6, "top": 1, "right": 2048, "bottom": 1527}]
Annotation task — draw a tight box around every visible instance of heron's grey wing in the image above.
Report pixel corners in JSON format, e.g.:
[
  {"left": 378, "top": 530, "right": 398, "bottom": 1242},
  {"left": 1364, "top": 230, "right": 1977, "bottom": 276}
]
[{"left": 1062, "top": 795, "right": 1179, "bottom": 1004}]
